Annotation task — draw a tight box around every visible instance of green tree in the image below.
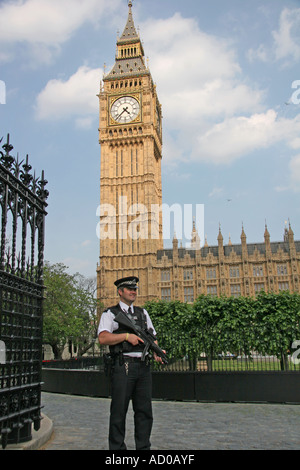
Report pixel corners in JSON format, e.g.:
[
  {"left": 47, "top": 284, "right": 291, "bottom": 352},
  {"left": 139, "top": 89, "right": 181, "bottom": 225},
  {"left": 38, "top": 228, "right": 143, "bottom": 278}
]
[
  {"left": 144, "top": 300, "right": 192, "bottom": 361},
  {"left": 191, "top": 295, "right": 226, "bottom": 370},
  {"left": 143, "top": 292, "right": 300, "bottom": 372},
  {"left": 43, "top": 262, "right": 100, "bottom": 359},
  {"left": 255, "top": 291, "right": 300, "bottom": 370}
]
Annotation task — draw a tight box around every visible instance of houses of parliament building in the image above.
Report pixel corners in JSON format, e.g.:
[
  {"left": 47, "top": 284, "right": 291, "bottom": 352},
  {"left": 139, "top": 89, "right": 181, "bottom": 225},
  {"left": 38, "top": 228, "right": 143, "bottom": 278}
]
[{"left": 96, "top": 1, "right": 300, "bottom": 308}]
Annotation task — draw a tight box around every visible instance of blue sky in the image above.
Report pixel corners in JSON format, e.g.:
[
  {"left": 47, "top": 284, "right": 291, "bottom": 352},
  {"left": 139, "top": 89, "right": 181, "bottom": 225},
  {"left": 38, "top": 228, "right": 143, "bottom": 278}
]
[{"left": 0, "top": 0, "right": 299, "bottom": 278}]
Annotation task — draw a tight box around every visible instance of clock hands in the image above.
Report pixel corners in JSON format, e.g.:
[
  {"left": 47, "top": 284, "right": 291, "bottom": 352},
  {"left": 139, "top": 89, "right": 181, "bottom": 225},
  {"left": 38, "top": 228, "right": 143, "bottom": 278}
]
[{"left": 115, "top": 106, "right": 130, "bottom": 121}]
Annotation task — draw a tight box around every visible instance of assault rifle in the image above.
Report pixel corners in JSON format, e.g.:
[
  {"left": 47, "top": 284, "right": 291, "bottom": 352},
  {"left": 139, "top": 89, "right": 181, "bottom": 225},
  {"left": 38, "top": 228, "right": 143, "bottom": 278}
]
[{"left": 114, "top": 311, "right": 168, "bottom": 364}]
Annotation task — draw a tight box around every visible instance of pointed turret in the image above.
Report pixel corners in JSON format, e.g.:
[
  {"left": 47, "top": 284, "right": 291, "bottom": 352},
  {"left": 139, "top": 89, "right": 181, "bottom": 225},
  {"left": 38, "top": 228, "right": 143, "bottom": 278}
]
[
  {"left": 105, "top": 1, "right": 149, "bottom": 80},
  {"left": 264, "top": 222, "right": 270, "bottom": 242},
  {"left": 288, "top": 220, "right": 296, "bottom": 256},
  {"left": 191, "top": 218, "right": 200, "bottom": 250},
  {"left": 264, "top": 222, "right": 272, "bottom": 260},
  {"left": 172, "top": 231, "right": 178, "bottom": 249},
  {"left": 119, "top": 1, "right": 140, "bottom": 43},
  {"left": 217, "top": 223, "right": 223, "bottom": 245},
  {"left": 283, "top": 221, "right": 289, "bottom": 242},
  {"left": 218, "top": 224, "right": 224, "bottom": 260},
  {"left": 288, "top": 220, "right": 294, "bottom": 242},
  {"left": 241, "top": 223, "right": 246, "bottom": 242},
  {"left": 241, "top": 223, "right": 248, "bottom": 262}
]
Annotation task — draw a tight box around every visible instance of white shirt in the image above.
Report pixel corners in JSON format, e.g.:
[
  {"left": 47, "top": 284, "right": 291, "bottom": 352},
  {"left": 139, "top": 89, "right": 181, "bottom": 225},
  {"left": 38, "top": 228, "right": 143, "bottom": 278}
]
[{"left": 97, "top": 301, "right": 157, "bottom": 357}]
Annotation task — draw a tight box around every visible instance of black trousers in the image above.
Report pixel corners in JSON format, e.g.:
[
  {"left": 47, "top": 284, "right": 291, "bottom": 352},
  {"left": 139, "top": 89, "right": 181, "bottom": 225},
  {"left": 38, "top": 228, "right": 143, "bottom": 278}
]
[{"left": 109, "top": 359, "right": 153, "bottom": 450}]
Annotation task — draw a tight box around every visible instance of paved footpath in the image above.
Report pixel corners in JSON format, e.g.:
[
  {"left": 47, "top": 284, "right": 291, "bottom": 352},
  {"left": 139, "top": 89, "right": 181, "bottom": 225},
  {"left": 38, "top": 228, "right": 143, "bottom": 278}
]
[{"left": 40, "top": 392, "right": 300, "bottom": 450}]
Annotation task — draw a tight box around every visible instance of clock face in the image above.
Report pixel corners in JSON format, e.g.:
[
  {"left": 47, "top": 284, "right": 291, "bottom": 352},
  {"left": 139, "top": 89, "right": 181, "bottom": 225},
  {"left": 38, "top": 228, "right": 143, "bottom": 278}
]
[{"left": 111, "top": 96, "right": 140, "bottom": 123}]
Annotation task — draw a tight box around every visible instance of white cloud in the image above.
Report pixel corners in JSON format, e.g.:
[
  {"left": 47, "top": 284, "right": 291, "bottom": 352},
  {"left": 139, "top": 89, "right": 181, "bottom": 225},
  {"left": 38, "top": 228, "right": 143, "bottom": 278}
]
[
  {"left": 142, "top": 12, "right": 263, "bottom": 127},
  {"left": 247, "top": 7, "right": 300, "bottom": 65},
  {"left": 31, "top": 8, "right": 300, "bottom": 167},
  {"left": 0, "top": 0, "right": 122, "bottom": 62},
  {"left": 137, "top": 12, "right": 300, "bottom": 167},
  {"left": 194, "top": 110, "right": 300, "bottom": 165},
  {"left": 0, "top": 0, "right": 120, "bottom": 43},
  {"left": 35, "top": 66, "right": 101, "bottom": 121},
  {"left": 143, "top": 13, "right": 241, "bottom": 83},
  {"left": 272, "top": 8, "right": 300, "bottom": 63},
  {"left": 161, "top": 81, "right": 263, "bottom": 129}
]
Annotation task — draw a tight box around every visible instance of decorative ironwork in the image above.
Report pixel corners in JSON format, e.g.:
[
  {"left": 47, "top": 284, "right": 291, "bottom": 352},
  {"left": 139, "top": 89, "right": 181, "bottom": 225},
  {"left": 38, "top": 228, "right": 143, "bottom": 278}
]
[{"left": 0, "top": 134, "right": 48, "bottom": 449}]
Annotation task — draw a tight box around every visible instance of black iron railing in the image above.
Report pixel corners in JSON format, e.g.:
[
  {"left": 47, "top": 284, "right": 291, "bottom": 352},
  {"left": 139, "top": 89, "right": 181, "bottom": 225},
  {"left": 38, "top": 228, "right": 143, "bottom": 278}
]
[
  {"left": 41, "top": 344, "right": 300, "bottom": 373},
  {"left": 0, "top": 134, "right": 48, "bottom": 449}
]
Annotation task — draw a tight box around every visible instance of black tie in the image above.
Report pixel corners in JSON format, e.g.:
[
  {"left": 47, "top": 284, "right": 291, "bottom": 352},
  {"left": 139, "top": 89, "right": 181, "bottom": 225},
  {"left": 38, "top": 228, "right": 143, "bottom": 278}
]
[{"left": 127, "top": 306, "right": 134, "bottom": 321}]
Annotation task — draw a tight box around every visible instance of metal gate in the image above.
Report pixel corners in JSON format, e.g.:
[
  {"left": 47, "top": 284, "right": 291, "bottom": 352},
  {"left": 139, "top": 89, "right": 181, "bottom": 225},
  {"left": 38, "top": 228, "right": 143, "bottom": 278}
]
[{"left": 0, "top": 134, "right": 48, "bottom": 449}]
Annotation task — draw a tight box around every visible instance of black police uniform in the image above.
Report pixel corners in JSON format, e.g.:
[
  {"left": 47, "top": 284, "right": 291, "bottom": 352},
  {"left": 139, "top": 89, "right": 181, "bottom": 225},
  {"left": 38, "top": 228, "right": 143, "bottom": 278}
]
[{"left": 98, "top": 277, "right": 155, "bottom": 450}]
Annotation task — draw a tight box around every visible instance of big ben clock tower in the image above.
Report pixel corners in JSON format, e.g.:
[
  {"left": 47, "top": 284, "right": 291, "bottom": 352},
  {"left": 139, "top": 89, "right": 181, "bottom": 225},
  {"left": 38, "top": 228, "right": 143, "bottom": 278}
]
[{"left": 97, "top": 1, "right": 163, "bottom": 307}]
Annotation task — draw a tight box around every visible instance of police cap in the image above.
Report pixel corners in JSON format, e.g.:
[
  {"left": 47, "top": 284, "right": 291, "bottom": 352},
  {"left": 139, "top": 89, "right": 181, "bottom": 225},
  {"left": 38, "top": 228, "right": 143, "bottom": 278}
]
[{"left": 114, "top": 276, "right": 139, "bottom": 289}]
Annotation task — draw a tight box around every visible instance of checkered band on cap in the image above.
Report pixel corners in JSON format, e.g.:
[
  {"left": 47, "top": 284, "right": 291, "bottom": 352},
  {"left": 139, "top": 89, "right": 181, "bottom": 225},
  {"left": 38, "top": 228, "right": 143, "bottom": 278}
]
[{"left": 114, "top": 276, "right": 139, "bottom": 289}]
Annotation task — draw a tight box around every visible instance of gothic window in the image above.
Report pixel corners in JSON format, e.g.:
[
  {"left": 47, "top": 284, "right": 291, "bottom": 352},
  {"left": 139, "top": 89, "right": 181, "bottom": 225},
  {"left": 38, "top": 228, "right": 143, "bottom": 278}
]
[
  {"left": 161, "top": 271, "right": 170, "bottom": 281},
  {"left": 207, "top": 285, "right": 217, "bottom": 296},
  {"left": 253, "top": 265, "right": 264, "bottom": 277},
  {"left": 184, "top": 287, "right": 194, "bottom": 303},
  {"left": 206, "top": 268, "right": 216, "bottom": 279},
  {"left": 230, "top": 267, "right": 240, "bottom": 278},
  {"left": 278, "top": 282, "right": 289, "bottom": 291},
  {"left": 254, "top": 283, "right": 265, "bottom": 295},
  {"left": 183, "top": 269, "right": 193, "bottom": 280},
  {"left": 277, "top": 264, "right": 288, "bottom": 275},
  {"left": 161, "top": 288, "right": 171, "bottom": 301},
  {"left": 230, "top": 284, "right": 241, "bottom": 297}
]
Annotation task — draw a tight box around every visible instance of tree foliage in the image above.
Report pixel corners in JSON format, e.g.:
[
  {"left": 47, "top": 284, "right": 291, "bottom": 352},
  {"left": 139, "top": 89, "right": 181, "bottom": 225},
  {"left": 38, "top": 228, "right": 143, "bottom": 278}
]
[
  {"left": 43, "top": 265, "right": 300, "bottom": 368},
  {"left": 43, "top": 262, "right": 101, "bottom": 359},
  {"left": 144, "top": 291, "right": 300, "bottom": 370}
]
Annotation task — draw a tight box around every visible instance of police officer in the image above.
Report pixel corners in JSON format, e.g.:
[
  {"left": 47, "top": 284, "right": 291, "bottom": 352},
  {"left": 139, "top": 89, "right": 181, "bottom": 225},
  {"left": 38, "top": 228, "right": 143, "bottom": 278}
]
[{"left": 98, "top": 276, "right": 164, "bottom": 450}]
